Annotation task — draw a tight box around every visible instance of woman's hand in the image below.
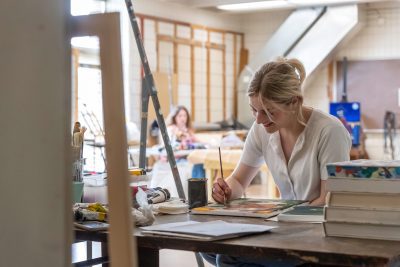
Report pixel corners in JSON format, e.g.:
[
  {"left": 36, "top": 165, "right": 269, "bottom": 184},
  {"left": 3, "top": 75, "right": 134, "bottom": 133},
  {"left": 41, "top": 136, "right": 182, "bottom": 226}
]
[{"left": 212, "top": 178, "right": 232, "bottom": 204}]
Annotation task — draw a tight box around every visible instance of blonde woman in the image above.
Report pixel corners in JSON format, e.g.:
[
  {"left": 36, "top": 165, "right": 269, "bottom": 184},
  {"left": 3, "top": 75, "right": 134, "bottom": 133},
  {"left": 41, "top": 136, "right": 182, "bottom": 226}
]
[{"left": 202, "top": 58, "right": 351, "bottom": 267}]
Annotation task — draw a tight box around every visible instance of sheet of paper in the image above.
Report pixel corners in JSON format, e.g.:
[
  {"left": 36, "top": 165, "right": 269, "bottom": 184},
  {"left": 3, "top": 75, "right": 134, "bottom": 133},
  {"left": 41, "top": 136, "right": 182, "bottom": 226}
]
[{"left": 141, "top": 220, "right": 276, "bottom": 237}]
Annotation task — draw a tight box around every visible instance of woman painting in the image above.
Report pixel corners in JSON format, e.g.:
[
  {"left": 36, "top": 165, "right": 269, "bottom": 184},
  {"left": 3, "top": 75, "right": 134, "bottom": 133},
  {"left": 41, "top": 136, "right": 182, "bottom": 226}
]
[{"left": 202, "top": 58, "right": 351, "bottom": 267}]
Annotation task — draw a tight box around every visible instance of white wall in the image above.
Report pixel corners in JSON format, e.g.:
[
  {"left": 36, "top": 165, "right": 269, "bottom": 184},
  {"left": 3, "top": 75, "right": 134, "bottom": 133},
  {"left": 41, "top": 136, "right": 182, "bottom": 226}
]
[
  {"left": 0, "top": 0, "right": 71, "bottom": 266},
  {"left": 303, "top": 66, "right": 331, "bottom": 112},
  {"left": 133, "top": 0, "right": 243, "bottom": 31},
  {"left": 237, "top": 10, "right": 291, "bottom": 63},
  {"left": 336, "top": 4, "right": 400, "bottom": 60}
]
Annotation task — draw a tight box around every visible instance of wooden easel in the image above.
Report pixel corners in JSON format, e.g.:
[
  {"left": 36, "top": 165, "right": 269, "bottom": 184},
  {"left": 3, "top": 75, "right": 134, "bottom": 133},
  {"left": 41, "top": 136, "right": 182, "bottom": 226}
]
[{"left": 71, "top": 13, "right": 137, "bottom": 267}]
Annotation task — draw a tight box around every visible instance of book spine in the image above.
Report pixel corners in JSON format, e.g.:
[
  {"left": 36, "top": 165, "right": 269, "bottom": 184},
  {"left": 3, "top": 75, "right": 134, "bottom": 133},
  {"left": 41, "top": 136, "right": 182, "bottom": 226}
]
[
  {"left": 323, "top": 221, "right": 400, "bottom": 241},
  {"left": 325, "top": 191, "right": 332, "bottom": 206},
  {"left": 326, "top": 177, "right": 400, "bottom": 194},
  {"left": 322, "top": 221, "right": 328, "bottom": 237},
  {"left": 327, "top": 191, "right": 400, "bottom": 210},
  {"left": 325, "top": 206, "right": 400, "bottom": 226}
]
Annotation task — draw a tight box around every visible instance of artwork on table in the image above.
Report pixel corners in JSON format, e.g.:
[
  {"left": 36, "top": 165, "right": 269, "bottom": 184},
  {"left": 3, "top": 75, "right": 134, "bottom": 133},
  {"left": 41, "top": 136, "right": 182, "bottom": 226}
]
[{"left": 191, "top": 198, "right": 306, "bottom": 218}]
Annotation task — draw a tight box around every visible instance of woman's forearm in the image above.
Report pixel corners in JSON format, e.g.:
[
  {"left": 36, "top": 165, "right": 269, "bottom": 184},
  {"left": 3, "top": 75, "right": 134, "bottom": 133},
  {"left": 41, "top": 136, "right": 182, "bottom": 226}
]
[
  {"left": 226, "top": 176, "right": 246, "bottom": 200},
  {"left": 223, "top": 163, "right": 260, "bottom": 200},
  {"left": 309, "top": 196, "right": 326, "bottom": 206}
]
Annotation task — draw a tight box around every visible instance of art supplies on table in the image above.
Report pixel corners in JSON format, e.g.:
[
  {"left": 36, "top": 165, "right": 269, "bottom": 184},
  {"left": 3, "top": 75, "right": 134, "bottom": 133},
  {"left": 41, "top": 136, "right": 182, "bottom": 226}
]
[
  {"left": 73, "top": 203, "right": 108, "bottom": 222},
  {"left": 152, "top": 199, "right": 189, "bottom": 214},
  {"left": 147, "top": 188, "right": 171, "bottom": 204},
  {"left": 218, "top": 147, "right": 228, "bottom": 207},
  {"left": 129, "top": 167, "right": 150, "bottom": 183},
  {"left": 132, "top": 186, "right": 171, "bottom": 207},
  {"left": 276, "top": 205, "right": 324, "bottom": 223},
  {"left": 188, "top": 178, "right": 207, "bottom": 209},
  {"left": 140, "top": 220, "right": 277, "bottom": 241},
  {"left": 191, "top": 198, "right": 306, "bottom": 219},
  {"left": 129, "top": 167, "right": 146, "bottom": 176},
  {"left": 73, "top": 200, "right": 155, "bottom": 228},
  {"left": 72, "top": 121, "right": 86, "bottom": 182}
]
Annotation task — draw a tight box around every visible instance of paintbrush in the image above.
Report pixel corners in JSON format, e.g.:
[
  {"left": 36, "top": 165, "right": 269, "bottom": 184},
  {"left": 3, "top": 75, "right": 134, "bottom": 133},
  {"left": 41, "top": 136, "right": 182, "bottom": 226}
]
[{"left": 218, "top": 147, "right": 229, "bottom": 207}]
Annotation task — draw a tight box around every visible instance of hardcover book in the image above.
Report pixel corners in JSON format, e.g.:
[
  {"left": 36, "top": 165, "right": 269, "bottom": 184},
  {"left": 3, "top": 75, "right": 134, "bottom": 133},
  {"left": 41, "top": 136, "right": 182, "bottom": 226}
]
[
  {"left": 326, "top": 191, "right": 400, "bottom": 210},
  {"left": 324, "top": 206, "right": 400, "bottom": 225},
  {"left": 326, "top": 177, "right": 400, "bottom": 194},
  {"left": 277, "top": 205, "right": 324, "bottom": 223},
  {"left": 326, "top": 159, "right": 400, "bottom": 179},
  {"left": 191, "top": 198, "right": 306, "bottom": 219},
  {"left": 323, "top": 221, "right": 400, "bottom": 241}
]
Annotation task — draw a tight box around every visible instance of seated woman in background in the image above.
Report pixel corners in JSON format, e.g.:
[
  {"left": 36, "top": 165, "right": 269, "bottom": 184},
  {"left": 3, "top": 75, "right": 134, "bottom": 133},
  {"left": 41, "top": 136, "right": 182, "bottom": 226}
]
[
  {"left": 166, "top": 105, "right": 198, "bottom": 150},
  {"left": 151, "top": 105, "right": 205, "bottom": 197}
]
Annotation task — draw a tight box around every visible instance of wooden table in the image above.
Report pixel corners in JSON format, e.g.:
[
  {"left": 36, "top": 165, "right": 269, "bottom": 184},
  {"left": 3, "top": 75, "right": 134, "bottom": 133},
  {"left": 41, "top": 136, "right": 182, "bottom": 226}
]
[{"left": 75, "top": 214, "right": 400, "bottom": 267}]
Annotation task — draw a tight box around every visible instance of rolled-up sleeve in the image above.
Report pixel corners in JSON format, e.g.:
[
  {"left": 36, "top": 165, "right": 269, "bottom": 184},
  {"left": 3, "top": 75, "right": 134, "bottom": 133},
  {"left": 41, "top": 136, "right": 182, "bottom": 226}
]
[
  {"left": 239, "top": 123, "right": 265, "bottom": 168},
  {"left": 317, "top": 125, "right": 352, "bottom": 179}
]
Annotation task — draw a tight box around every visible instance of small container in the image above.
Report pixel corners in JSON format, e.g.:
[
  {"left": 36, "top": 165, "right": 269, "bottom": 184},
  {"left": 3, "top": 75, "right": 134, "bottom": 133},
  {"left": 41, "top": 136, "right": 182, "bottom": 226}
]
[
  {"left": 72, "top": 158, "right": 85, "bottom": 182},
  {"left": 188, "top": 178, "right": 208, "bottom": 209},
  {"left": 83, "top": 173, "right": 107, "bottom": 186},
  {"left": 72, "top": 181, "right": 84, "bottom": 203}
]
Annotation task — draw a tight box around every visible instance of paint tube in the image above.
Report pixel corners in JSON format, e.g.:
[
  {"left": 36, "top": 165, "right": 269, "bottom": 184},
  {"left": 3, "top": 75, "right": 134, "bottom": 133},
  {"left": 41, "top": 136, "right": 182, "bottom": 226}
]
[
  {"left": 74, "top": 208, "right": 107, "bottom": 222},
  {"left": 147, "top": 188, "right": 171, "bottom": 204}
]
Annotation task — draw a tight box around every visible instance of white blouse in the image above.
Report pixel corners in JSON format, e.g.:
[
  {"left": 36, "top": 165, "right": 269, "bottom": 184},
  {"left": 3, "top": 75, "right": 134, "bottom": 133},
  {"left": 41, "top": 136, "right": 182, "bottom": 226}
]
[{"left": 240, "top": 109, "right": 351, "bottom": 201}]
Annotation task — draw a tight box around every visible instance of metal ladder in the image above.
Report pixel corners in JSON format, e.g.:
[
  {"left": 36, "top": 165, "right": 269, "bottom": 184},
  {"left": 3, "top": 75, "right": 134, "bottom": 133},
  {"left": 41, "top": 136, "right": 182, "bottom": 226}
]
[
  {"left": 124, "top": 2, "right": 205, "bottom": 266},
  {"left": 124, "top": 0, "right": 185, "bottom": 200}
]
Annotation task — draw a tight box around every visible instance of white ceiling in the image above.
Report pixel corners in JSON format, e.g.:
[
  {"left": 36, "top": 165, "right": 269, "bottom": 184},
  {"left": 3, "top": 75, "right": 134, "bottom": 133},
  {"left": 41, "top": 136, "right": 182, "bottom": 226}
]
[{"left": 156, "top": 0, "right": 398, "bottom": 12}]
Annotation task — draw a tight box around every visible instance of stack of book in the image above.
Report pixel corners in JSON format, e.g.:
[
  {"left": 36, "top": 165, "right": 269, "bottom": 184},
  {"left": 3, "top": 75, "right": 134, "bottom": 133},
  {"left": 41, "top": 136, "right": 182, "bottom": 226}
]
[{"left": 324, "top": 160, "right": 400, "bottom": 241}]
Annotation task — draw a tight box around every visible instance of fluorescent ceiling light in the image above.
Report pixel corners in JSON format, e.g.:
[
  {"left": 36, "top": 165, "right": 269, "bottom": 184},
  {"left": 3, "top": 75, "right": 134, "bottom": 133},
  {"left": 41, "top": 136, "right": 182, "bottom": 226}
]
[
  {"left": 217, "top": 0, "right": 362, "bottom": 11},
  {"left": 217, "top": 1, "right": 293, "bottom": 11},
  {"left": 288, "top": 0, "right": 359, "bottom": 5}
]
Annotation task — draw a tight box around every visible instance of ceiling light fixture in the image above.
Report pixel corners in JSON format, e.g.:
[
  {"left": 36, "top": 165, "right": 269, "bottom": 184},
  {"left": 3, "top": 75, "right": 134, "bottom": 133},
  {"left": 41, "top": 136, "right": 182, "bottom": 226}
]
[
  {"left": 288, "top": 0, "right": 359, "bottom": 6},
  {"left": 217, "top": 0, "right": 362, "bottom": 11},
  {"left": 217, "top": 1, "right": 293, "bottom": 11}
]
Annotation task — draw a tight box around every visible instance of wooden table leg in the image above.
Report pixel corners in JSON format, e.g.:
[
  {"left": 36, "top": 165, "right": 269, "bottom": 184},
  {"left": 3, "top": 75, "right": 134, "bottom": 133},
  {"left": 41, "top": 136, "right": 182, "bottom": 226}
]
[
  {"left": 138, "top": 247, "right": 159, "bottom": 267},
  {"left": 87, "top": 241, "right": 92, "bottom": 260}
]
